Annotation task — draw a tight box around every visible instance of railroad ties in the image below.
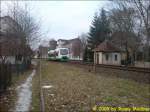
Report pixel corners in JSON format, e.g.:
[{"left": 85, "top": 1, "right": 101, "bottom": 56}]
[{"left": 68, "top": 60, "right": 150, "bottom": 73}]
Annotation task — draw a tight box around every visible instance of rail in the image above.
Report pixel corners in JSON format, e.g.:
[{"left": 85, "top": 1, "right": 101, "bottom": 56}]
[{"left": 68, "top": 60, "right": 150, "bottom": 73}]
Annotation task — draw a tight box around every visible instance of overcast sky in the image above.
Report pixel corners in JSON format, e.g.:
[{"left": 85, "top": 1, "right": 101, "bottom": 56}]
[{"left": 1, "top": 1, "right": 111, "bottom": 42}]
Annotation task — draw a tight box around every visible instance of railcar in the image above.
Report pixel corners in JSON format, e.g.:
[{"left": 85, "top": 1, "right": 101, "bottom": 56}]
[{"left": 48, "top": 48, "right": 69, "bottom": 61}]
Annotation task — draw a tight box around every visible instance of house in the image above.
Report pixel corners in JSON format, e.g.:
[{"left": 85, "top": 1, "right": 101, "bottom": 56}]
[
  {"left": 57, "top": 38, "right": 83, "bottom": 60},
  {"left": 93, "top": 40, "right": 121, "bottom": 65},
  {"left": 0, "top": 16, "right": 32, "bottom": 64},
  {"left": 0, "top": 16, "right": 20, "bottom": 64}
]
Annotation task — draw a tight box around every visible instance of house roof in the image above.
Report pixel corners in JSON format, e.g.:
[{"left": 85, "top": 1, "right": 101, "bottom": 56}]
[
  {"left": 65, "top": 38, "right": 80, "bottom": 45},
  {"left": 57, "top": 39, "right": 68, "bottom": 42},
  {"left": 57, "top": 38, "right": 81, "bottom": 46},
  {"left": 68, "top": 38, "right": 79, "bottom": 42},
  {"left": 93, "top": 40, "right": 121, "bottom": 52}
]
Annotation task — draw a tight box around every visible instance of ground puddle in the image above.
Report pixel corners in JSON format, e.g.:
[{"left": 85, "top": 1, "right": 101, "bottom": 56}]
[
  {"left": 42, "top": 85, "right": 53, "bottom": 89},
  {"left": 14, "top": 69, "right": 36, "bottom": 112}
]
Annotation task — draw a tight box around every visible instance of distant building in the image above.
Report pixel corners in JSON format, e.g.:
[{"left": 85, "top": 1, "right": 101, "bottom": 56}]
[
  {"left": 93, "top": 40, "right": 121, "bottom": 65},
  {"left": 57, "top": 39, "right": 68, "bottom": 48},
  {"left": 57, "top": 38, "right": 83, "bottom": 60},
  {"left": 39, "top": 46, "right": 49, "bottom": 59},
  {"left": 49, "top": 39, "right": 57, "bottom": 50}
]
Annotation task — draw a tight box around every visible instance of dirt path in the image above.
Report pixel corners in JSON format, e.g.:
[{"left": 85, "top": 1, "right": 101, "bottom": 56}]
[{"left": 14, "top": 69, "right": 36, "bottom": 111}]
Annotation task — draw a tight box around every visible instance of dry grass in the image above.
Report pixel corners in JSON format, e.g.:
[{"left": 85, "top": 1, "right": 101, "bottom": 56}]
[
  {"left": 31, "top": 67, "right": 40, "bottom": 111},
  {"left": 40, "top": 60, "right": 150, "bottom": 112}
]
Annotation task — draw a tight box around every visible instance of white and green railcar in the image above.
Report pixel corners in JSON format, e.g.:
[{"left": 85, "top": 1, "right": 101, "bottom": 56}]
[{"left": 48, "top": 48, "right": 69, "bottom": 61}]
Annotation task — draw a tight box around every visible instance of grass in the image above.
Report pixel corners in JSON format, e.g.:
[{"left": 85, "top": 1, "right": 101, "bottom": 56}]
[
  {"left": 39, "top": 60, "right": 150, "bottom": 112},
  {"left": 0, "top": 69, "right": 32, "bottom": 112}
]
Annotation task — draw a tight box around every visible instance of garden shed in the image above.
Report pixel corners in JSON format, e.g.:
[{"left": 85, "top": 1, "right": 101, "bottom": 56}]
[{"left": 93, "top": 40, "right": 121, "bottom": 65}]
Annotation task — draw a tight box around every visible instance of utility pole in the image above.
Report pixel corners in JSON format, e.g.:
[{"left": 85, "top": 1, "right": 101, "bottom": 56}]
[{"left": 94, "top": 51, "right": 96, "bottom": 73}]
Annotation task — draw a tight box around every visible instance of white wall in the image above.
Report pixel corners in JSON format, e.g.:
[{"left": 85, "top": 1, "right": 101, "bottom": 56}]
[
  {"left": 0, "top": 56, "right": 16, "bottom": 64},
  {"left": 102, "top": 52, "right": 121, "bottom": 65},
  {"left": 6, "top": 56, "right": 16, "bottom": 64},
  {"left": 98, "top": 52, "right": 102, "bottom": 64}
]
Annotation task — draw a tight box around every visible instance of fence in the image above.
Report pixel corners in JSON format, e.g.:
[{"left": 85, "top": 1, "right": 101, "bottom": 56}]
[
  {"left": 0, "top": 61, "right": 31, "bottom": 93},
  {"left": 0, "top": 63, "right": 12, "bottom": 92}
]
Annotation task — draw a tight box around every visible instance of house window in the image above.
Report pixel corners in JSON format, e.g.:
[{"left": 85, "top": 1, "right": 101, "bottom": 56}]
[
  {"left": 115, "top": 54, "right": 118, "bottom": 61},
  {"left": 105, "top": 54, "right": 109, "bottom": 61}
]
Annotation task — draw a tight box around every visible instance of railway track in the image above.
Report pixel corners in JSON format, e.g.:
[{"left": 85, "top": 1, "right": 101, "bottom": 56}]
[
  {"left": 68, "top": 60, "right": 150, "bottom": 73},
  {"left": 37, "top": 59, "right": 149, "bottom": 110}
]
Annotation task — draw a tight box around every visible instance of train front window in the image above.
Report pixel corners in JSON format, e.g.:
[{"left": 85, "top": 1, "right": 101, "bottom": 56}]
[{"left": 60, "top": 49, "right": 68, "bottom": 55}]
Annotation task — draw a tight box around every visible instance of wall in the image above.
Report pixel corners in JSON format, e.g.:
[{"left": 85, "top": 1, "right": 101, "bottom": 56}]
[
  {"left": 0, "top": 56, "right": 16, "bottom": 64},
  {"left": 6, "top": 56, "right": 16, "bottom": 64},
  {"left": 94, "top": 52, "right": 103, "bottom": 64},
  {"left": 134, "top": 61, "right": 150, "bottom": 68},
  {"left": 102, "top": 52, "right": 121, "bottom": 65}
]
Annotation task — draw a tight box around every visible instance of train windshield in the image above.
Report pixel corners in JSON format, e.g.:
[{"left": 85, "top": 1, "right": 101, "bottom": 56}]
[{"left": 60, "top": 49, "right": 68, "bottom": 55}]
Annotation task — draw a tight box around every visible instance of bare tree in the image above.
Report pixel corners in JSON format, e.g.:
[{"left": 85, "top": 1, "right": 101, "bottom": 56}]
[
  {"left": 79, "top": 33, "right": 88, "bottom": 50},
  {"left": 109, "top": 5, "right": 141, "bottom": 65},
  {"left": 132, "top": 0, "right": 150, "bottom": 41},
  {"left": 7, "top": 2, "right": 41, "bottom": 47},
  {"left": 79, "top": 33, "right": 88, "bottom": 60},
  {"left": 113, "top": 0, "right": 150, "bottom": 63}
]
